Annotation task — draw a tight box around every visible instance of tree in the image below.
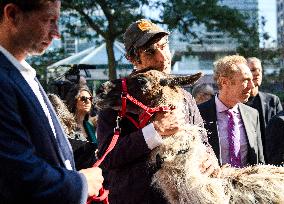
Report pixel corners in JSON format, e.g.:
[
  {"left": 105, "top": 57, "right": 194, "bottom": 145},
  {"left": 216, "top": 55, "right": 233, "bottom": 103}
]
[
  {"left": 237, "top": 15, "right": 281, "bottom": 61},
  {"left": 160, "top": 0, "right": 249, "bottom": 40},
  {"left": 61, "top": 0, "right": 149, "bottom": 80},
  {"left": 61, "top": 0, "right": 251, "bottom": 79},
  {"left": 236, "top": 22, "right": 261, "bottom": 57}
]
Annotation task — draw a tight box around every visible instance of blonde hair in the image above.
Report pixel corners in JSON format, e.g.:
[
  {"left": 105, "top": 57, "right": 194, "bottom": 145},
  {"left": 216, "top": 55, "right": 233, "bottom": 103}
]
[{"left": 213, "top": 55, "right": 247, "bottom": 89}]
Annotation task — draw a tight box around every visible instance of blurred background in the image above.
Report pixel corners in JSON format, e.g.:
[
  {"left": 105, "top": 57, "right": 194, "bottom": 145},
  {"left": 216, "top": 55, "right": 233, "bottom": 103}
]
[{"left": 28, "top": 0, "right": 284, "bottom": 105}]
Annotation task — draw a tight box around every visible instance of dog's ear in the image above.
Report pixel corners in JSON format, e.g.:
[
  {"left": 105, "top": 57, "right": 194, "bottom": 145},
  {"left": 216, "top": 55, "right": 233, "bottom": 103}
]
[{"left": 159, "top": 72, "right": 203, "bottom": 87}]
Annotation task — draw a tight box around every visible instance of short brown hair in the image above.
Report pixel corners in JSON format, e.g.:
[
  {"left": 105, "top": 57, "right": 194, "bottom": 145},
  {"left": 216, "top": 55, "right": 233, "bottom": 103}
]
[
  {"left": 213, "top": 55, "right": 247, "bottom": 89},
  {"left": 0, "top": 0, "right": 59, "bottom": 20}
]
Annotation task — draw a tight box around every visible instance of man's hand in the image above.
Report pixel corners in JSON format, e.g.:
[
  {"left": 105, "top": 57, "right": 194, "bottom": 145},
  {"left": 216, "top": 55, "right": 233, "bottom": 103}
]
[
  {"left": 199, "top": 152, "right": 220, "bottom": 177},
  {"left": 80, "top": 167, "right": 104, "bottom": 197},
  {"left": 152, "top": 110, "right": 184, "bottom": 136}
]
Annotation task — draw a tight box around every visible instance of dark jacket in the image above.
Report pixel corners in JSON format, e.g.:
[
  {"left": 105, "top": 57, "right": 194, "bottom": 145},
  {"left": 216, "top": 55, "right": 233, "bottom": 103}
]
[
  {"left": 265, "top": 111, "right": 284, "bottom": 165},
  {"left": 69, "top": 119, "right": 98, "bottom": 170},
  {"left": 246, "top": 91, "right": 282, "bottom": 156},
  {"left": 198, "top": 97, "right": 265, "bottom": 166},
  {"left": 97, "top": 90, "right": 204, "bottom": 204},
  {"left": 0, "top": 52, "right": 88, "bottom": 204},
  {"left": 258, "top": 92, "right": 282, "bottom": 129}
]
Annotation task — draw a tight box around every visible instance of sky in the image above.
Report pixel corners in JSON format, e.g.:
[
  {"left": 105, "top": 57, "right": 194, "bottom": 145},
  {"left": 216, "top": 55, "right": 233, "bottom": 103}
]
[{"left": 258, "top": 0, "right": 277, "bottom": 46}]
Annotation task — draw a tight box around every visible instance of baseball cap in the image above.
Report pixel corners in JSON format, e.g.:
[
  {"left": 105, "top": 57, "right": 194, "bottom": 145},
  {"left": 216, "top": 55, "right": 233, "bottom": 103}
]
[{"left": 124, "top": 19, "right": 169, "bottom": 52}]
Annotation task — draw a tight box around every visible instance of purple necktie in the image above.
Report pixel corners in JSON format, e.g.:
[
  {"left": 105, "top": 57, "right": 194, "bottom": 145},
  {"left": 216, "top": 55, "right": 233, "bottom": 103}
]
[{"left": 226, "top": 109, "right": 241, "bottom": 168}]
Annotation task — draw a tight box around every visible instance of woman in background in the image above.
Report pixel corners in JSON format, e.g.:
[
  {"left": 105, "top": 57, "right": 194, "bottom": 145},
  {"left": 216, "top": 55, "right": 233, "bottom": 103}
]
[
  {"left": 48, "top": 93, "right": 97, "bottom": 170},
  {"left": 65, "top": 85, "right": 98, "bottom": 145}
]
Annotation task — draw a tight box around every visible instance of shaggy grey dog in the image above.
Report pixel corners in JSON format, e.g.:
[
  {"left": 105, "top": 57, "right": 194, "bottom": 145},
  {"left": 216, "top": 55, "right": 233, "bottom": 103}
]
[{"left": 95, "top": 69, "right": 284, "bottom": 204}]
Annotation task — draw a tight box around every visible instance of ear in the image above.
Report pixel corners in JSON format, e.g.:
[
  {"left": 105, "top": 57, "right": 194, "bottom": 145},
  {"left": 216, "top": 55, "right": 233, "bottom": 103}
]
[
  {"left": 160, "top": 72, "right": 203, "bottom": 87},
  {"left": 3, "top": 4, "right": 22, "bottom": 26},
  {"left": 219, "top": 76, "right": 230, "bottom": 88}
]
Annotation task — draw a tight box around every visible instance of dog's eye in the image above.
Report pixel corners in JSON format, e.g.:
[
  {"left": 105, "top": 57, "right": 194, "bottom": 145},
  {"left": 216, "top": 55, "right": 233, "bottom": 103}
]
[{"left": 137, "top": 77, "right": 148, "bottom": 86}]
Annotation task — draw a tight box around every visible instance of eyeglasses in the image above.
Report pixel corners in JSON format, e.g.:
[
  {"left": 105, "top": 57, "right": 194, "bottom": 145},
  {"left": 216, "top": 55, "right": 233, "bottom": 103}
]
[{"left": 79, "top": 96, "right": 93, "bottom": 103}]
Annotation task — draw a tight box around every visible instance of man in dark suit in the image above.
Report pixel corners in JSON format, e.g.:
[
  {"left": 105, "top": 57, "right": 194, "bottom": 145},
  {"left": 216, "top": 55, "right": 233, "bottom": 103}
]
[
  {"left": 198, "top": 55, "right": 265, "bottom": 167},
  {"left": 265, "top": 111, "right": 284, "bottom": 165},
  {"left": 0, "top": 1, "right": 103, "bottom": 203},
  {"left": 96, "top": 19, "right": 219, "bottom": 204},
  {"left": 245, "top": 57, "right": 282, "bottom": 160}
]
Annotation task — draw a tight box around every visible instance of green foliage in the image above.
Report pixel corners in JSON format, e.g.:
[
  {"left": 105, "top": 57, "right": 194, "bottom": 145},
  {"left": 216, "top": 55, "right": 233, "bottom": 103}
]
[
  {"left": 57, "top": 0, "right": 255, "bottom": 80},
  {"left": 261, "top": 70, "right": 284, "bottom": 103},
  {"left": 236, "top": 22, "right": 260, "bottom": 57},
  {"left": 160, "top": 0, "right": 249, "bottom": 39},
  {"left": 61, "top": 0, "right": 149, "bottom": 42},
  {"left": 236, "top": 15, "right": 282, "bottom": 61},
  {"left": 61, "top": 0, "right": 149, "bottom": 79}
]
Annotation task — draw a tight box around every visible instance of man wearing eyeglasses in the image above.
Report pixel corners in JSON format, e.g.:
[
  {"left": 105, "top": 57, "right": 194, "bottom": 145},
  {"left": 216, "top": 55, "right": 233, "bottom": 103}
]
[
  {"left": 96, "top": 19, "right": 219, "bottom": 204},
  {"left": 0, "top": 1, "right": 103, "bottom": 203}
]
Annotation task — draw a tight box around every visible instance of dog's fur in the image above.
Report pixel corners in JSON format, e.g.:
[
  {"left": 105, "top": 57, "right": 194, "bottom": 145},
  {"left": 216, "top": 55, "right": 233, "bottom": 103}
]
[{"left": 95, "top": 69, "right": 284, "bottom": 204}]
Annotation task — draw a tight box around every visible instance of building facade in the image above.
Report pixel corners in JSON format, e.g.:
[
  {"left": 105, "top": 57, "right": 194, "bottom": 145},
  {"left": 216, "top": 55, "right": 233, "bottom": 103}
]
[
  {"left": 170, "top": 0, "right": 259, "bottom": 74},
  {"left": 277, "top": 0, "right": 284, "bottom": 48}
]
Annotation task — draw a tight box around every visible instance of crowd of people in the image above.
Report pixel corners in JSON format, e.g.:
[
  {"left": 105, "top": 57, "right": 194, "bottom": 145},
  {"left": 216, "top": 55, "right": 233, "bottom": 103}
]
[{"left": 0, "top": 1, "right": 283, "bottom": 204}]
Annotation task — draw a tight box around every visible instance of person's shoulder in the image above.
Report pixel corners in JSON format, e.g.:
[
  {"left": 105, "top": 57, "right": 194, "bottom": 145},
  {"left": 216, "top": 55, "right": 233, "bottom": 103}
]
[
  {"left": 271, "top": 110, "right": 284, "bottom": 120},
  {"left": 259, "top": 91, "right": 280, "bottom": 101},
  {"left": 0, "top": 64, "right": 10, "bottom": 78},
  {"left": 239, "top": 103, "right": 258, "bottom": 114},
  {"left": 198, "top": 97, "right": 214, "bottom": 110},
  {"left": 181, "top": 88, "right": 194, "bottom": 99},
  {"left": 0, "top": 55, "right": 19, "bottom": 85},
  {"left": 0, "top": 68, "right": 15, "bottom": 91},
  {"left": 268, "top": 110, "right": 284, "bottom": 126}
]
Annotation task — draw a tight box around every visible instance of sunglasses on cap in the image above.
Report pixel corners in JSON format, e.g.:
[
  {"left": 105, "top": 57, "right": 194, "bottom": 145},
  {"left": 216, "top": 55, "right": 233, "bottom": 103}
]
[{"left": 79, "top": 96, "right": 93, "bottom": 103}]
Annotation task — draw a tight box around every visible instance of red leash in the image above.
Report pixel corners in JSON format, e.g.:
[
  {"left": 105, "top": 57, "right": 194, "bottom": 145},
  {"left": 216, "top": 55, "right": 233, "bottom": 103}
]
[
  {"left": 86, "top": 129, "right": 120, "bottom": 204},
  {"left": 87, "top": 78, "right": 174, "bottom": 204}
]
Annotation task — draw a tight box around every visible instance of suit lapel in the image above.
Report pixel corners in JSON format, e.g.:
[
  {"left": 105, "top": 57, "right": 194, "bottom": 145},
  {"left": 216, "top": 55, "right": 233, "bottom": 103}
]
[
  {"left": 239, "top": 104, "right": 255, "bottom": 150},
  {"left": 35, "top": 78, "right": 74, "bottom": 168},
  {"left": 258, "top": 92, "right": 267, "bottom": 125},
  {"left": 207, "top": 98, "right": 220, "bottom": 161}
]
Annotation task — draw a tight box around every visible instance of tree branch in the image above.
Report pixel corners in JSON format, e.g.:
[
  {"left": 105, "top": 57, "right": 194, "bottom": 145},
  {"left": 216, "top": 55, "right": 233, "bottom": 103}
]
[{"left": 61, "top": 2, "right": 106, "bottom": 38}]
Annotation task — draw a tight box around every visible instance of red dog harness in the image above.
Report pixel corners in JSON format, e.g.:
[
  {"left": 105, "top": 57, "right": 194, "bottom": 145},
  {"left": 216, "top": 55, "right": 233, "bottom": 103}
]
[{"left": 87, "top": 78, "right": 175, "bottom": 204}]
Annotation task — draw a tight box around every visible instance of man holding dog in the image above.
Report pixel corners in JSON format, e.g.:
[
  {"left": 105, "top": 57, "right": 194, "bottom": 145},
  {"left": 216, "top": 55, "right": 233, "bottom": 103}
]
[{"left": 96, "top": 19, "right": 219, "bottom": 203}]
